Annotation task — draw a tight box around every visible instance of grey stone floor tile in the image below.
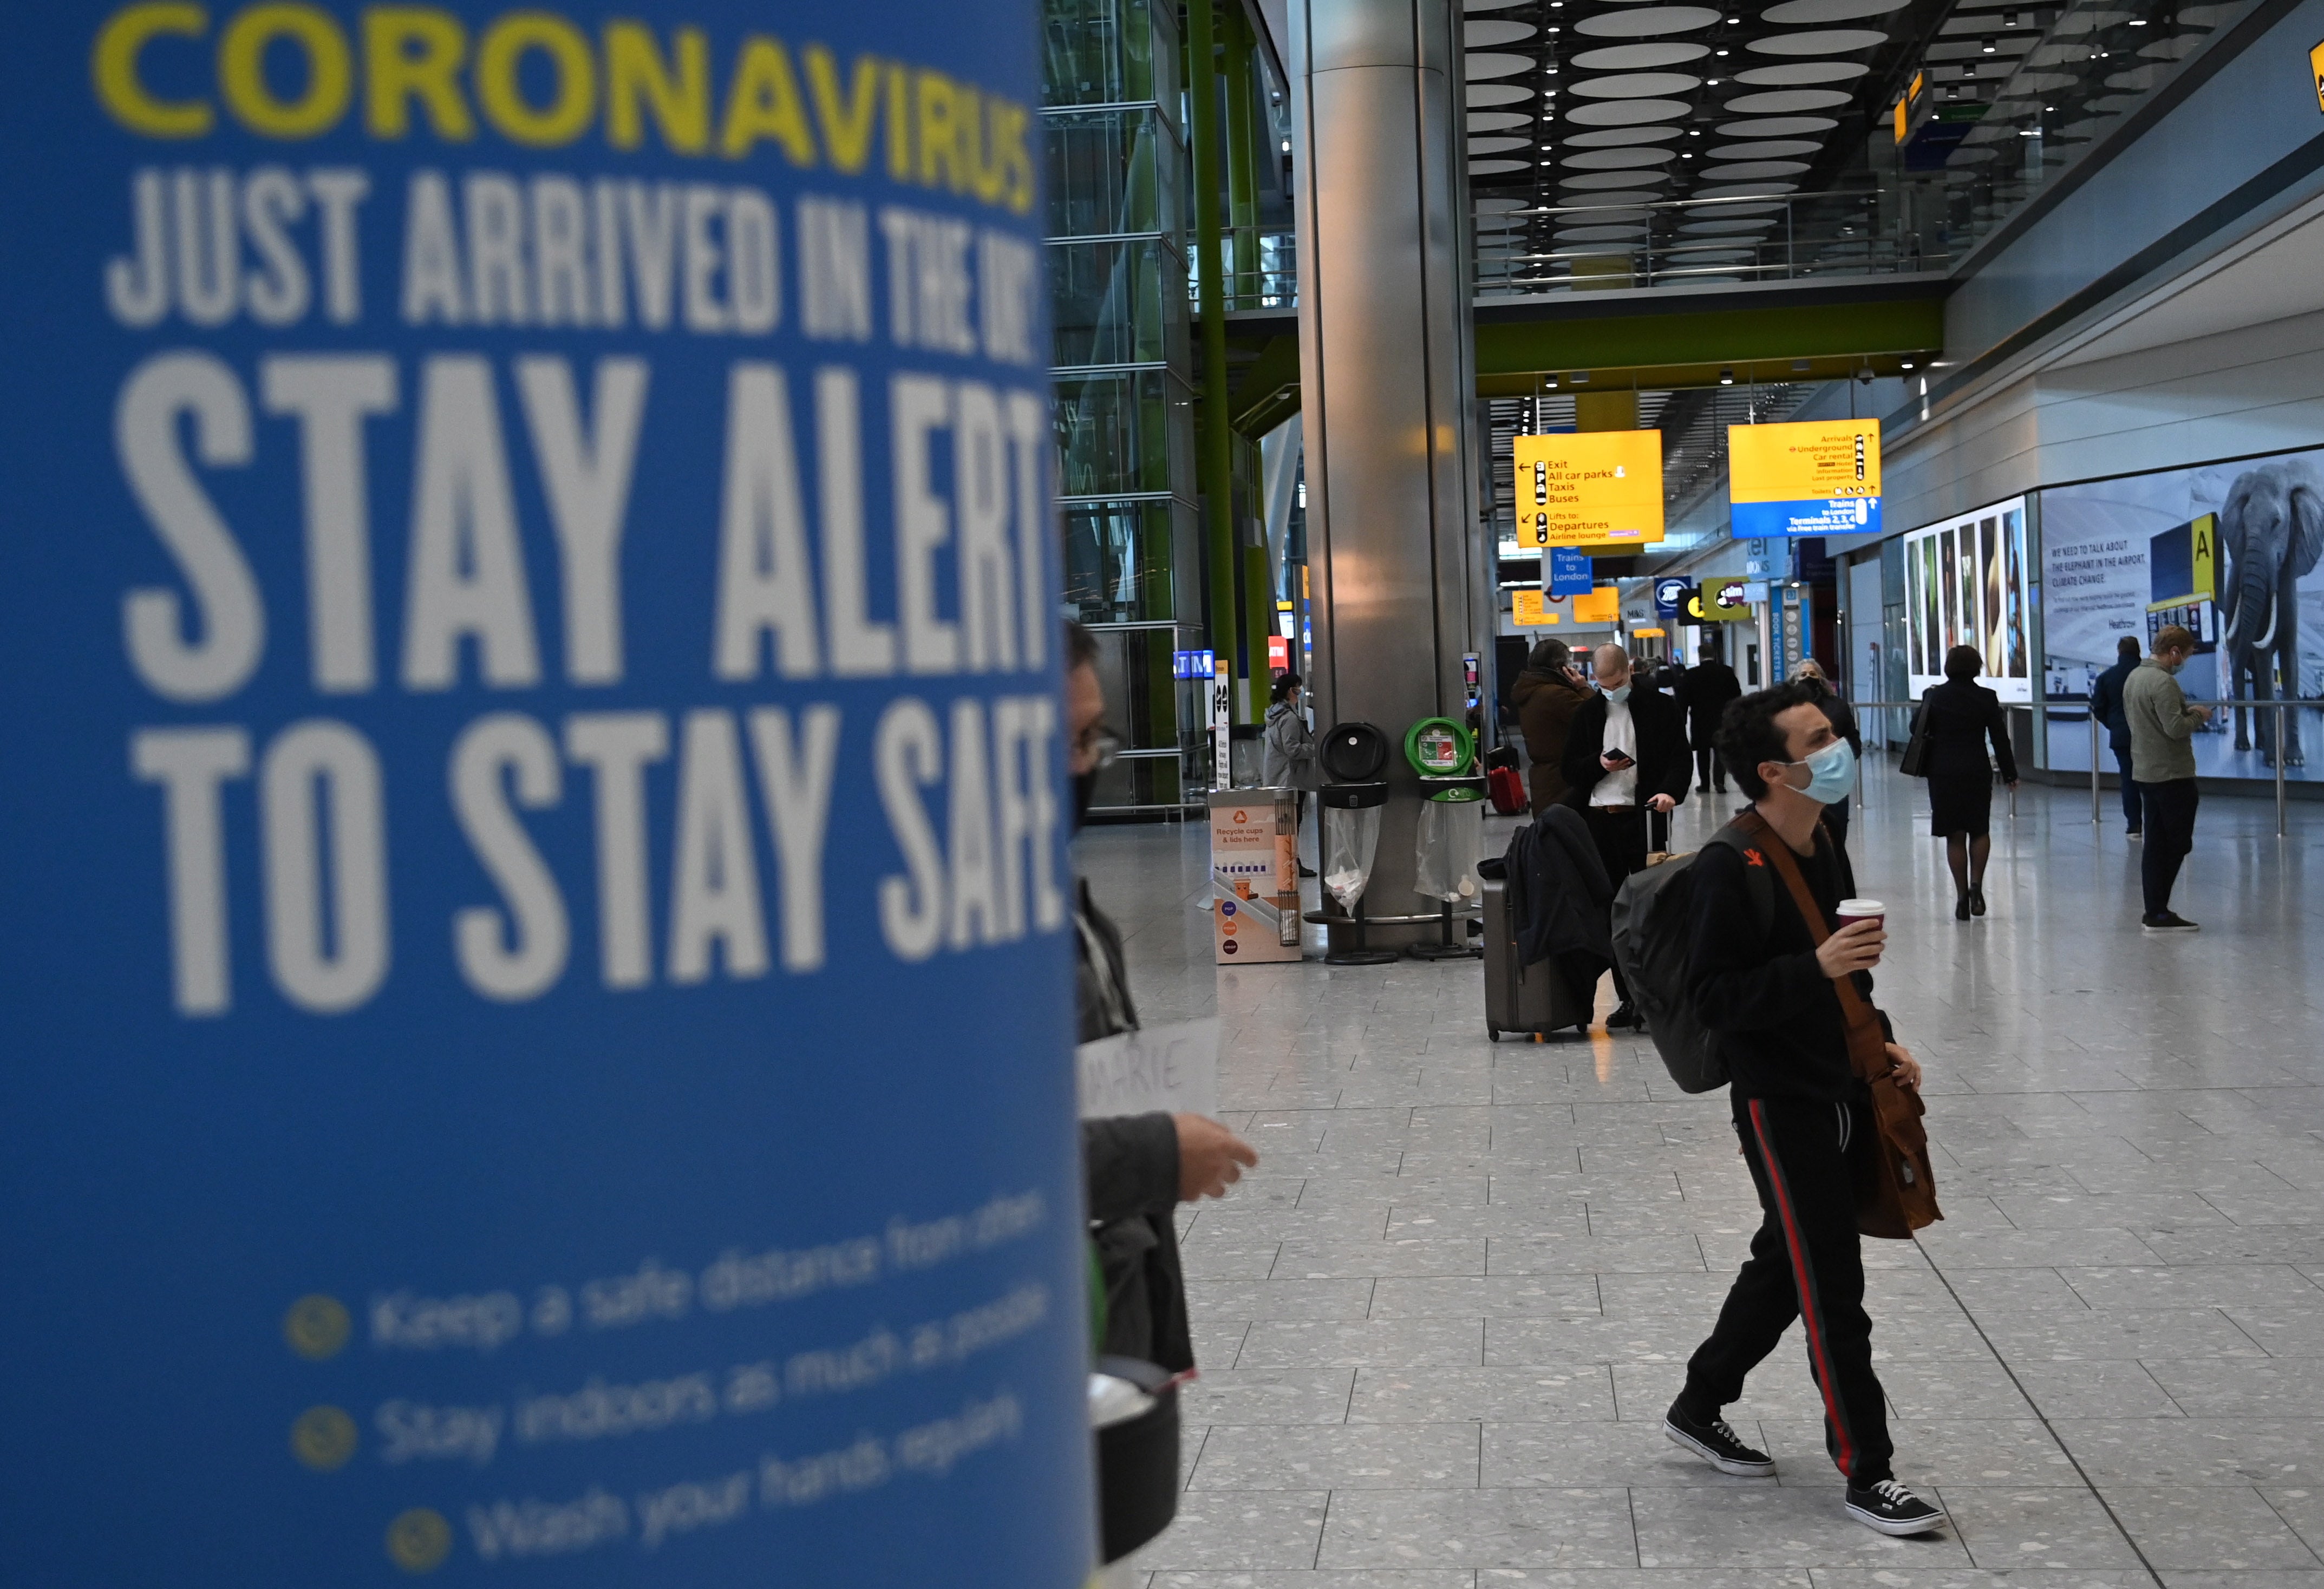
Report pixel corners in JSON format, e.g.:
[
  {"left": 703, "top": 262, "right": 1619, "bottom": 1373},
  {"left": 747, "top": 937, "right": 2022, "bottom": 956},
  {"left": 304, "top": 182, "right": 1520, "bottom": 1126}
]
[
  {"left": 1185, "top": 1243, "right": 1292, "bottom": 1280},
  {"left": 1912, "top": 1229, "right": 2166, "bottom": 1268},
  {"left": 2146, "top": 1360, "right": 2324, "bottom": 1419},
  {"left": 1935, "top": 1486, "right": 2144, "bottom": 1568},
  {"left": 2012, "top": 1361, "right": 2186, "bottom": 1418},
  {"left": 2222, "top": 1311, "right": 2324, "bottom": 1356},
  {"left": 1275, "top": 1239, "right": 1489, "bottom": 1279},
  {"left": 2156, "top": 1575, "right": 2324, "bottom": 1589},
  {"left": 1486, "top": 1418, "right": 1780, "bottom": 1487},
  {"left": 1239, "top": 1318, "right": 1486, "bottom": 1369},
  {"left": 1197, "top": 1318, "right": 1254, "bottom": 1368},
  {"left": 1878, "top": 1362, "right": 2040, "bottom": 1420},
  {"left": 2054, "top": 1418, "right": 2324, "bottom": 1485},
  {"left": 1760, "top": 1418, "right": 2081, "bottom": 1488},
  {"left": 1319, "top": 1487, "right": 1640, "bottom": 1570},
  {"left": 2142, "top": 1229, "right": 2324, "bottom": 1266},
  {"left": 2099, "top": 1485, "right": 2322, "bottom": 1569},
  {"left": 1187, "top": 1279, "right": 1380, "bottom": 1322},
  {"left": 1981, "top": 1308, "right": 2267, "bottom": 1362},
  {"left": 2062, "top": 1267, "right": 2324, "bottom": 1310},
  {"left": 1150, "top": 1574, "right": 1474, "bottom": 1588},
  {"left": 1193, "top": 1208, "right": 1399, "bottom": 1245},
  {"left": 1179, "top": 1369, "right": 1357, "bottom": 1426},
  {"left": 1298, "top": 1176, "right": 1491, "bottom": 1208},
  {"left": 1388, "top": 1207, "right": 1595, "bottom": 1240},
  {"left": 1350, "top": 1365, "right": 1619, "bottom": 1424},
  {"left": 1628, "top": 1484, "right": 1974, "bottom": 1567},
  {"left": 1189, "top": 1423, "right": 1481, "bottom": 1490},
  {"left": 1598, "top": 1272, "right": 1757, "bottom": 1316},
  {"left": 1486, "top": 1316, "right": 1709, "bottom": 1367},
  {"left": 1489, "top": 1235, "right": 1713, "bottom": 1276},
  {"left": 1812, "top": 1574, "right": 2149, "bottom": 1589},
  {"left": 1887, "top": 1267, "right": 2075, "bottom": 1311},
  {"left": 1125, "top": 1491, "right": 1331, "bottom": 1571},
  {"left": 1611, "top": 1363, "right": 1839, "bottom": 1424},
  {"left": 1369, "top": 1276, "right": 1604, "bottom": 1317},
  {"left": 1480, "top": 1575, "right": 1809, "bottom": 1589}
]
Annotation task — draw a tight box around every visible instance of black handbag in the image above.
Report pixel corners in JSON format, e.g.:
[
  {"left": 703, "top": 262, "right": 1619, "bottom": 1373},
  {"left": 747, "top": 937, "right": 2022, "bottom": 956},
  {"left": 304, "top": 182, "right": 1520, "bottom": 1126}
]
[{"left": 1898, "top": 704, "right": 1931, "bottom": 778}]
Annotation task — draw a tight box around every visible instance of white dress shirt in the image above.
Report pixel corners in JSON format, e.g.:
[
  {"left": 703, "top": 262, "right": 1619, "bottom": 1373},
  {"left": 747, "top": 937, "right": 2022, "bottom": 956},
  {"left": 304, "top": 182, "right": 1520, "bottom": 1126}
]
[{"left": 1592, "top": 693, "right": 1640, "bottom": 807}]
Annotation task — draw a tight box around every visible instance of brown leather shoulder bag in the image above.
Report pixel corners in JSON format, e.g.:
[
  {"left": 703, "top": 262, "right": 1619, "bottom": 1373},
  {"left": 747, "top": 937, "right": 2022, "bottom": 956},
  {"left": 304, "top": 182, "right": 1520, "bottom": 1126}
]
[{"left": 1738, "top": 812, "right": 1943, "bottom": 1239}]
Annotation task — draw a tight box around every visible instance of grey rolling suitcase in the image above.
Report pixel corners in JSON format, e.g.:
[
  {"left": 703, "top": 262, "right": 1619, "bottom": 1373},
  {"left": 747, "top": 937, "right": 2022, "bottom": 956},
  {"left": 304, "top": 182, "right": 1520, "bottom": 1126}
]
[{"left": 1481, "top": 875, "right": 1592, "bottom": 1041}]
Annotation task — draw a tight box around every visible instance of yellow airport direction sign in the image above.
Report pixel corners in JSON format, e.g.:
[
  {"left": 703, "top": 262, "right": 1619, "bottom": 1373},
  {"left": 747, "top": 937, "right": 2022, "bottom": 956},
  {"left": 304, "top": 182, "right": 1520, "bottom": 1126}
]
[
  {"left": 1513, "top": 431, "right": 1665, "bottom": 548},
  {"left": 1728, "top": 418, "right": 1882, "bottom": 538}
]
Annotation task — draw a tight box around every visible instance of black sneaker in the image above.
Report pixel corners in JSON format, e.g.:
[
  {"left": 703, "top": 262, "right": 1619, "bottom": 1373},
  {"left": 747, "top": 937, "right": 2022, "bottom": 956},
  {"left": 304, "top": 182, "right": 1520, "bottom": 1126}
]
[
  {"left": 1664, "top": 1400, "right": 1775, "bottom": 1476},
  {"left": 2142, "top": 912, "right": 2199, "bottom": 933},
  {"left": 1845, "top": 1478, "right": 1947, "bottom": 1535},
  {"left": 1608, "top": 1003, "right": 1642, "bottom": 1031}
]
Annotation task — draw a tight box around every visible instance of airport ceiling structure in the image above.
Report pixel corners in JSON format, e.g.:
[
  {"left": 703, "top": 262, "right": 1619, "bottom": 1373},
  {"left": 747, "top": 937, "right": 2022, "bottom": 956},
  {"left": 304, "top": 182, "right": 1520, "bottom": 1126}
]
[{"left": 1463, "top": 0, "right": 2261, "bottom": 298}]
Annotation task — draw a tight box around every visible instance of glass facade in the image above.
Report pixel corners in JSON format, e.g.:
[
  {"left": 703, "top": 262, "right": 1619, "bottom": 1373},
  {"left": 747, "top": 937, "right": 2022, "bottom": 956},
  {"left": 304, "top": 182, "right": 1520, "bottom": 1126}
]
[{"left": 1044, "top": 0, "right": 1203, "bottom": 811}]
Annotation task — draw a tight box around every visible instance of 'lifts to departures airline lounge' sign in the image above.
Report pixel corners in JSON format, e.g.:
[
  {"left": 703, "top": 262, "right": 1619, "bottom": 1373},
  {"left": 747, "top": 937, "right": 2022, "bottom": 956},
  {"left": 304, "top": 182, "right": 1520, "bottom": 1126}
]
[
  {"left": 1513, "top": 431, "right": 1666, "bottom": 548},
  {"left": 1729, "top": 418, "right": 1883, "bottom": 539}
]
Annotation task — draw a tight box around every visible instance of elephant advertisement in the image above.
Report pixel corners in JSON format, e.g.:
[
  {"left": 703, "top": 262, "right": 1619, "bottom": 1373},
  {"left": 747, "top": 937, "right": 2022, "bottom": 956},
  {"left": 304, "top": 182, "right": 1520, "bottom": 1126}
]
[{"left": 2042, "top": 447, "right": 2324, "bottom": 778}]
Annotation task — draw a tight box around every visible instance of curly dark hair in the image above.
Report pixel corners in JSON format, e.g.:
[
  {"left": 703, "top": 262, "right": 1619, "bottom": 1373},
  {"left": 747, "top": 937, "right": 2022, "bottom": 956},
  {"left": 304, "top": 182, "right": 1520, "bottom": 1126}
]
[{"left": 1715, "top": 678, "right": 1831, "bottom": 800}]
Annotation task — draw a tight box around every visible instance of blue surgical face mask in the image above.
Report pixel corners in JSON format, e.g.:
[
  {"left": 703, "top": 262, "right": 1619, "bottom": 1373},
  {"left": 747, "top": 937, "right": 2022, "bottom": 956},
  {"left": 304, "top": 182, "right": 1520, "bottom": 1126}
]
[
  {"left": 1603, "top": 682, "right": 1631, "bottom": 704},
  {"left": 1785, "top": 738, "right": 1856, "bottom": 806},
  {"left": 2160, "top": 658, "right": 2183, "bottom": 676}
]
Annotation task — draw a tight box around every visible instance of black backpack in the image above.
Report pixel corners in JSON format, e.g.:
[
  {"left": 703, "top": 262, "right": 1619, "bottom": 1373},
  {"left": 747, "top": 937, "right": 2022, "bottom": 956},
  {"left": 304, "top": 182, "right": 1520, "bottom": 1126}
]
[{"left": 1609, "top": 820, "right": 1773, "bottom": 1093}]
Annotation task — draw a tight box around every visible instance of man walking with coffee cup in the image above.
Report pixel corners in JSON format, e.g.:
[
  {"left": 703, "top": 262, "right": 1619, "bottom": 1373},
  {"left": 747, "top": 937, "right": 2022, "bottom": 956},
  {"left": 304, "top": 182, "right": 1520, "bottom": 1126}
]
[{"left": 1660, "top": 681, "right": 1945, "bottom": 1538}]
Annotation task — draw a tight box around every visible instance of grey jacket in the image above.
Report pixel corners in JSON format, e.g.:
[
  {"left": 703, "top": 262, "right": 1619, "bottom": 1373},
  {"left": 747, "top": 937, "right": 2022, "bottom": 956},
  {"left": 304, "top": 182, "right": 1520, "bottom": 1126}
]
[
  {"left": 1262, "top": 700, "right": 1319, "bottom": 790},
  {"left": 2123, "top": 658, "right": 2204, "bottom": 783}
]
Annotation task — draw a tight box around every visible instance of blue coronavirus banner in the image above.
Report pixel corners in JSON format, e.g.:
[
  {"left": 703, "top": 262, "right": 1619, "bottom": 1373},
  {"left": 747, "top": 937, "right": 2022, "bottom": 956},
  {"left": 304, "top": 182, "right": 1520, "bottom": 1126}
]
[{"left": 0, "top": 6, "right": 1091, "bottom": 1584}]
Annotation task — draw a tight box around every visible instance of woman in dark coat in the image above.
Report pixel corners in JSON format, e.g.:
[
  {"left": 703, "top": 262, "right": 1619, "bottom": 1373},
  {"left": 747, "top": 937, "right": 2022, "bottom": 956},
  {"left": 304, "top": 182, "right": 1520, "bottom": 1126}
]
[{"left": 1917, "top": 644, "right": 2019, "bottom": 919}]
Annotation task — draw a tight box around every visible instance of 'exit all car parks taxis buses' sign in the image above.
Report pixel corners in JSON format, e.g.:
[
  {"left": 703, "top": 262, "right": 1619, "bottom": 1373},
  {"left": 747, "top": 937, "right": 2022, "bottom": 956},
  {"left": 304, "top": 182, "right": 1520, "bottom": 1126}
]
[
  {"left": 1513, "top": 431, "right": 1666, "bottom": 548},
  {"left": 1729, "top": 418, "right": 1883, "bottom": 538}
]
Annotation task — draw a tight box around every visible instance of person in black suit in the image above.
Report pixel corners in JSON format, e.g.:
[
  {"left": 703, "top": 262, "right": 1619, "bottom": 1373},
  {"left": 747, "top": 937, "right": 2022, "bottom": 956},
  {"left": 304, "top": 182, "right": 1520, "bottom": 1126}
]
[
  {"left": 1561, "top": 643, "right": 1692, "bottom": 1028},
  {"left": 1917, "top": 645, "right": 2020, "bottom": 920},
  {"left": 1676, "top": 642, "right": 1742, "bottom": 794}
]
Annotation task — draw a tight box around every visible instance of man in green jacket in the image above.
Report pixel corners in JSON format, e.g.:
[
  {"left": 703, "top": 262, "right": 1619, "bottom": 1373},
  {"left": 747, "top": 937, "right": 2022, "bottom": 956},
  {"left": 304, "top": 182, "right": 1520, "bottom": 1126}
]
[{"left": 2121, "top": 624, "right": 2213, "bottom": 932}]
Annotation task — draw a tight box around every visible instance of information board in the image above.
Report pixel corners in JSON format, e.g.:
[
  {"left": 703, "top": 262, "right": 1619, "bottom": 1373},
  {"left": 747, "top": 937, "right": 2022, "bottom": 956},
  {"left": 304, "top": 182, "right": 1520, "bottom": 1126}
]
[
  {"left": 1729, "top": 418, "right": 1883, "bottom": 539},
  {"left": 1512, "top": 590, "right": 1561, "bottom": 625},
  {"left": 1547, "top": 546, "right": 1595, "bottom": 596},
  {"left": 1512, "top": 431, "right": 1665, "bottom": 547},
  {"left": 0, "top": 6, "right": 1093, "bottom": 1585}
]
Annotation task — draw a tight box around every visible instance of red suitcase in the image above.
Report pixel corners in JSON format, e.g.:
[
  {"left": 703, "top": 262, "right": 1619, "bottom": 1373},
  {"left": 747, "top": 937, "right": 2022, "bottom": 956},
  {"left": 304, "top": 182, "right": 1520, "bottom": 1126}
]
[{"left": 1487, "top": 763, "right": 1526, "bottom": 815}]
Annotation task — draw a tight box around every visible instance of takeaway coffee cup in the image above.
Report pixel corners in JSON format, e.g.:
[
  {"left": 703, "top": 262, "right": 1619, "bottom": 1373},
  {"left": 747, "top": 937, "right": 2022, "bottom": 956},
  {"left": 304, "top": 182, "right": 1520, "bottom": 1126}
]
[{"left": 1836, "top": 898, "right": 1885, "bottom": 931}]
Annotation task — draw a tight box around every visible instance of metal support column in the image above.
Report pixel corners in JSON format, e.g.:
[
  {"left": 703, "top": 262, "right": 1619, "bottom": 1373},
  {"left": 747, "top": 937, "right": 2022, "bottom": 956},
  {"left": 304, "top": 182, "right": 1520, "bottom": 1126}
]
[
  {"left": 1189, "top": 0, "right": 1240, "bottom": 733},
  {"left": 1288, "top": 0, "right": 1481, "bottom": 938}
]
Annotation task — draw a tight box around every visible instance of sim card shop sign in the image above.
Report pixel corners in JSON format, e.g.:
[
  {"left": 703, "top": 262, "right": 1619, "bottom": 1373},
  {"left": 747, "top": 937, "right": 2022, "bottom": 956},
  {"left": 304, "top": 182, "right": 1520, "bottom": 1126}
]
[{"left": 0, "top": 5, "right": 1097, "bottom": 1587}]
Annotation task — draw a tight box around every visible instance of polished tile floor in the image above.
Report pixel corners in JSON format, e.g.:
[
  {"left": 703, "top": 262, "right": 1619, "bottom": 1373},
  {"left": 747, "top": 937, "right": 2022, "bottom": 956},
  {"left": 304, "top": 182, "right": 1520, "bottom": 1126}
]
[{"left": 1080, "top": 761, "right": 2324, "bottom": 1589}]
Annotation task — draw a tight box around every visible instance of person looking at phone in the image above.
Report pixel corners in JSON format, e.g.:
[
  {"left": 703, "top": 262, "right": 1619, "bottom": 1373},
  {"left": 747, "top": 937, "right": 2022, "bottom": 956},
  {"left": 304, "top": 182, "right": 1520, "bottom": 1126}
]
[
  {"left": 1661, "top": 680, "right": 1943, "bottom": 1539},
  {"left": 1560, "top": 643, "right": 1690, "bottom": 1029}
]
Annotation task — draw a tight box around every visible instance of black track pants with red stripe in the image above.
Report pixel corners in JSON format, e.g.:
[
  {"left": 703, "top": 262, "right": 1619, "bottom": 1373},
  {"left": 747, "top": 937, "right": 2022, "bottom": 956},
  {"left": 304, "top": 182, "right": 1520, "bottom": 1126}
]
[{"left": 1680, "top": 1093, "right": 1892, "bottom": 1486}]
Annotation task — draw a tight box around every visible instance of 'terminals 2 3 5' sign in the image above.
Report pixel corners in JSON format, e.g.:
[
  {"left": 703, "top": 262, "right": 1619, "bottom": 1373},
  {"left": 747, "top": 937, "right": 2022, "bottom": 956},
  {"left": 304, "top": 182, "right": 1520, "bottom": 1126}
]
[{"left": 0, "top": 5, "right": 1093, "bottom": 1584}]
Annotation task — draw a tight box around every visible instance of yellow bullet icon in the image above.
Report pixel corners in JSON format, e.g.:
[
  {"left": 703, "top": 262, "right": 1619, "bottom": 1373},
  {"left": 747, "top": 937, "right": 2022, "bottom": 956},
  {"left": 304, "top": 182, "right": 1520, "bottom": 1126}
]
[
  {"left": 291, "top": 1405, "right": 357, "bottom": 1470},
  {"left": 283, "top": 1294, "right": 350, "bottom": 1361},
  {"left": 386, "top": 1508, "right": 452, "bottom": 1574}
]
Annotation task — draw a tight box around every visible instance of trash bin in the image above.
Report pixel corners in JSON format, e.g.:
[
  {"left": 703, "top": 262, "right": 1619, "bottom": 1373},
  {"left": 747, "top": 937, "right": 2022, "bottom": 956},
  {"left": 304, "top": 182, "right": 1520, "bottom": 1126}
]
[
  {"left": 1406, "top": 716, "right": 1486, "bottom": 961},
  {"left": 1314, "top": 721, "right": 1398, "bottom": 966}
]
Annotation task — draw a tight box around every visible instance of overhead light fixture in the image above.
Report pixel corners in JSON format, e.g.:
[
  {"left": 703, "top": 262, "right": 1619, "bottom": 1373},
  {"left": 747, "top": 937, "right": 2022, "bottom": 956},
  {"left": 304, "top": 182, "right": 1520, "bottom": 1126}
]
[
  {"left": 1981, "top": 35, "right": 1997, "bottom": 50},
  {"left": 1715, "top": 47, "right": 1729, "bottom": 55},
  {"left": 1707, "top": 77, "right": 1720, "bottom": 84},
  {"left": 2127, "top": 14, "right": 2147, "bottom": 21},
  {"left": 1901, "top": 360, "right": 1915, "bottom": 370},
  {"left": 1718, "top": 368, "right": 1734, "bottom": 385},
  {"left": 1280, "top": 140, "right": 1291, "bottom": 152},
  {"left": 1688, "top": 128, "right": 1701, "bottom": 135}
]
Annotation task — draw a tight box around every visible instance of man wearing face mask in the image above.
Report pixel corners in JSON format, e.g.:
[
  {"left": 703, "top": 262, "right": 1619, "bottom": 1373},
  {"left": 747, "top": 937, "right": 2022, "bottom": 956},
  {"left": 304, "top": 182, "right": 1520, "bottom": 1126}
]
[
  {"left": 1661, "top": 681, "right": 1944, "bottom": 1539},
  {"left": 1561, "top": 643, "right": 1691, "bottom": 1029},
  {"left": 1065, "top": 621, "right": 1261, "bottom": 1368}
]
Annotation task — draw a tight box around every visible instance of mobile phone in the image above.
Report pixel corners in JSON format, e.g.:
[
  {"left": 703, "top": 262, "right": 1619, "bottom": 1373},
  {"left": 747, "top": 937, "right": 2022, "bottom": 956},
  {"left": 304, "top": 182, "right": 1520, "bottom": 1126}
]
[{"left": 1605, "top": 749, "right": 1633, "bottom": 767}]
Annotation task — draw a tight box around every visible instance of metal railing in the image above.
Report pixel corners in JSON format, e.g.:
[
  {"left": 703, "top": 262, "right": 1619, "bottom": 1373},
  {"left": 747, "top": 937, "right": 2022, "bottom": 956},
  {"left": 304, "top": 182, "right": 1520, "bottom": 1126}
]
[
  {"left": 1849, "top": 699, "right": 2323, "bottom": 838},
  {"left": 1474, "top": 190, "right": 1931, "bottom": 297}
]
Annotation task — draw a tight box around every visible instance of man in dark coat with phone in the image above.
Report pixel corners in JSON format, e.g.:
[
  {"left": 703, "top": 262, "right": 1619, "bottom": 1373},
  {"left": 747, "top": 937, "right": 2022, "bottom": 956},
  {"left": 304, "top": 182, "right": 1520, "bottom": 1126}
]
[
  {"left": 1560, "top": 643, "right": 1691, "bottom": 1028},
  {"left": 1676, "top": 639, "right": 1743, "bottom": 793}
]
